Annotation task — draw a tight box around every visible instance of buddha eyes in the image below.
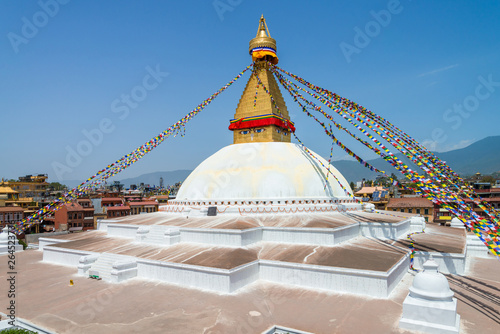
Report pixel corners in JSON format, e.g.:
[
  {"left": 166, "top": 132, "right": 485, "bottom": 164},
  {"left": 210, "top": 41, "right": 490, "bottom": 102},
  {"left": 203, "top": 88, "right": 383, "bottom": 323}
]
[{"left": 240, "top": 128, "right": 266, "bottom": 134}]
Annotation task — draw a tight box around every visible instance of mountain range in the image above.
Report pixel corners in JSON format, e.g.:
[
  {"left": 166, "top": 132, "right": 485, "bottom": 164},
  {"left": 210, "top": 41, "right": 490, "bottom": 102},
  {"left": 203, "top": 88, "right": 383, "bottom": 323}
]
[
  {"left": 332, "top": 135, "right": 500, "bottom": 182},
  {"left": 61, "top": 136, "right": 500, "bottom": 188}
]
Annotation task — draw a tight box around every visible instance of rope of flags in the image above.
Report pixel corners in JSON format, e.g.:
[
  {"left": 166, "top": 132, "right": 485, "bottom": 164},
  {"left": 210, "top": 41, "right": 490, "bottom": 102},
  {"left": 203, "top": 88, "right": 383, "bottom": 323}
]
[
  {"left": 11, "top": 57, "right": 500, "bottom": 259},
  {"left": 269, "top": 63, "right": 499, "bottom": 257},
  {"left": 253, "top": 67, "right": 357, "bottom": 200},
  {"left": 12, "top": 65, "right": 252, "bottom": 234}
]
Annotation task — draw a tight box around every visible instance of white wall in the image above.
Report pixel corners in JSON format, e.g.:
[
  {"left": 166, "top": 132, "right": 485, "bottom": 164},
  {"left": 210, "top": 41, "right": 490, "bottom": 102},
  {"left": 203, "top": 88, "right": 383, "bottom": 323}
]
[
  {"left": 43, "top": 246, "right": 95, "bottom": 267},
  {"left": 136, "top": 259, "right": 234, "bottom": 293},
  {"left": 38, "top": 237, "right": 69, "bottom": 251},
  {"left": 412, "top": 252, "right": 466, "bottom": 275},
  {"left": 259, "top": 259, "right": 408, "bottom": 298},
  {"left": 360, "top": 220, "right": 410, "bottom": 239},
  {"left": 106, "top": 224, "right": 140, "bottom": 238}
]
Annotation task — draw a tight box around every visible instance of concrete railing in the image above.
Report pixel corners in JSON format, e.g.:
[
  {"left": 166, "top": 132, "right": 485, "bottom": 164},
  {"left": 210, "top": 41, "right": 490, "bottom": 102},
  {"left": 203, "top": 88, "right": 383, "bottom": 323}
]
[
  {"left": 77, "top": 254, "right": 100, "bottom": 275},
  {"left": 110, "top": 260, "right": 138, "bottom": 283}
]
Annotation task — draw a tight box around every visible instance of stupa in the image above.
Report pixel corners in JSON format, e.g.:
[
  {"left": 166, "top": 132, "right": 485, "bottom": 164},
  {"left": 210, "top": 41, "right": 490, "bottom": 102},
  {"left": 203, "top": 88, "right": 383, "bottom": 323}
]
[
  {"left": 12, "top": 16, "right": 487, "bottom": 334},
  {"left": 35, "top": 16, "right": 426, "bottom": 298},
  {"left": 163, "top": 15, "right": 360, "bottom": 216}
]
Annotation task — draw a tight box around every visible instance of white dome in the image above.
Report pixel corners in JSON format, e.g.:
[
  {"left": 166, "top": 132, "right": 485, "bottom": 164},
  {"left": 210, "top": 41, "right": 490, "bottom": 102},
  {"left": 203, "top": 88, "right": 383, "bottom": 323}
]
[
  {"left": 410, "top": 259, "right": 454, "bottom": 301},
  {"left": 176, "top": 142, "right": 353, "bottom": 201}
]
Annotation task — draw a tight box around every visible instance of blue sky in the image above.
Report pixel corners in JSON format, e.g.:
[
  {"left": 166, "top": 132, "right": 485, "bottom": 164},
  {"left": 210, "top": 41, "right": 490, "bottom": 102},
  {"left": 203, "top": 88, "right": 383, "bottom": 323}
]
[{"left": 1, "top": 0, "right": 499, "bottom": 184}]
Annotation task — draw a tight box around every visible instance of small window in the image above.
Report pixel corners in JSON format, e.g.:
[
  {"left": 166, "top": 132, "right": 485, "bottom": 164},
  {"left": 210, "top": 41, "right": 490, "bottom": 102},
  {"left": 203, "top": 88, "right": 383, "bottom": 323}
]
[
  {"left": 400, "top": 209, "right": 404, "bottom": 212},
  {"left": 416, "top": 208, "right": 421, "bottom": 214},
  {"left": 408, "top": 208, "right": 413, "bottom": 213},
  {"left": 424, "top": 209, "right": 429, "bottom": 215}
]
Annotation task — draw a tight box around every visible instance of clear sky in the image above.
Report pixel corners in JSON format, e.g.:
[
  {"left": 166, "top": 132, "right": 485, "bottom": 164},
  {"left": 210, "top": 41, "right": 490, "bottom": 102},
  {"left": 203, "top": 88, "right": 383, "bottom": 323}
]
[{"left": 1, "top": 0, "right": 499, "bottom": 184}]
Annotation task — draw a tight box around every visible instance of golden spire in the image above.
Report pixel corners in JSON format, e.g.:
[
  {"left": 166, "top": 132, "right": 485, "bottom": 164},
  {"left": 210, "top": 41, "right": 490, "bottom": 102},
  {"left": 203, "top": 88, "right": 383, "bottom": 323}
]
[
  {"left": 256, "top": 14, "right": 271, "bottom": 38},
  {"left": 229, "top": 16, "right": 293, "bottom": 144},
  {"left": 249, "top": 15, "right": 278, "bottom": 64}
]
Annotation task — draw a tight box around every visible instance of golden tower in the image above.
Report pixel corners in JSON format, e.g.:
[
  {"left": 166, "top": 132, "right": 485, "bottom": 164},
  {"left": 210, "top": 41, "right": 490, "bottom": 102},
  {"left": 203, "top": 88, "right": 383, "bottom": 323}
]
[{"left": 229, "top": 15, "right": 294, "bottom": 144}]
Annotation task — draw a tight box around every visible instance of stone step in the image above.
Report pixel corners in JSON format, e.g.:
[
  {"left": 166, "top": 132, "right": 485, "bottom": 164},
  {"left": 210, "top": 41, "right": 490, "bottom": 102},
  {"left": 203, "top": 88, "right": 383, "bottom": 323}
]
[{"left": 89, "top": 252, "right": 133, "bottom": 281}]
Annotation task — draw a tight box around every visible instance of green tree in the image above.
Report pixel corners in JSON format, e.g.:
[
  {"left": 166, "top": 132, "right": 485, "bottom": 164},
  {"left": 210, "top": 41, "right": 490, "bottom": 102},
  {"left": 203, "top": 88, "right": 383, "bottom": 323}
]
[
  {"left": 480, "top": 175, "right": 495, "bottom": 184},
  {"left": 49, "top": 182, "right": 66, "bottom": 191},
  {"left": 0, "top": 328, "right": 38, "bottom": 334}
]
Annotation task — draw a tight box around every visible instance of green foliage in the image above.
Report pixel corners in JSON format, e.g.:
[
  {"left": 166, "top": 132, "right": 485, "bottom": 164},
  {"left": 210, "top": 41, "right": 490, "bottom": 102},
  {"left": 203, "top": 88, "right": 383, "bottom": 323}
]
[
  {"left": 349, "top": 181, "right": 355, "bottom": 190},
  {"left": 480, "top": 175, "right": 495, "bottom": 184},
  {"left": 0, "top": 328, "right": 38, "bottom": 334},
  {"left": 49, "top": 182, "right": 66, "bottom": 191},
  {"left": 18, "top": 239, "right": 28, "bottom": 250}
]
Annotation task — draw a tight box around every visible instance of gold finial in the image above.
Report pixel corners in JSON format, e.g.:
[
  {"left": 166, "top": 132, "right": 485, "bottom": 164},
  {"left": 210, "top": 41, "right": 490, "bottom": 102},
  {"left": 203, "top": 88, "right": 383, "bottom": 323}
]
[
  {"left": 249, "top": 15, "right": 278, "bottom": 64},
  {"left": 256, "top": 14, "right": 271, "bottom": 38}
]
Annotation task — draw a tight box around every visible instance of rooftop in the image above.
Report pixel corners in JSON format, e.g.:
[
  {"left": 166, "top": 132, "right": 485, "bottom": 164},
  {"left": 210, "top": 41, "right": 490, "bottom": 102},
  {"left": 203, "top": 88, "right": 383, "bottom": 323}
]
[
  {"left": 106, "top": 206, "right": 130, "bottom": 211},
  {"left": 101, "top": 197, "right": 123, "bottom": 202},
  {"left": 386, "top": 197, "right": 434, "bottom": 208},
  {"left": 128, "top": 201, "right": 158, "bottom": 206},
  {"left": 354, "top": 186, "right": 387, "bottom": 195},
  {"left": 0, "top": 206, "right": 24, "bottom": 212},
  {"left": 0, "top": 186, "right": 18, "bottom": 194},
  {"left": 63, "top": 202, "right": 84, "bottom": 212},
  {"left": 3, "top": 248, "right": 498, "bottom": 333},
  {"left": 100, "top": 211, "right": 410, "bottom": 230}
]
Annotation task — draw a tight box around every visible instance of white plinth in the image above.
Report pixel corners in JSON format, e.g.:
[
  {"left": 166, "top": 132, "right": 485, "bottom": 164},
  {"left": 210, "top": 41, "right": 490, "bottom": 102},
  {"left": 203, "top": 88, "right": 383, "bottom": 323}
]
[
  {"left": 399, "top": 259, "right": 460, "bottom": 334},
  {"left": 0, "top": 226, "right": 23, "bottom": 254},
  {"left": 400, "top": 294, "right": 460, "bottom": 334},
  {"left": 450, "top": 217, "right": 465, "bottom": 229}
]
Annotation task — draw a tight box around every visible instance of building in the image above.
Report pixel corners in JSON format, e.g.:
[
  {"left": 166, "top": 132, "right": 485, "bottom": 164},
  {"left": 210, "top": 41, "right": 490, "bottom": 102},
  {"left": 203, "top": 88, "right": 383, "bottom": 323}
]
[
  {"left": 128, "top": 200, "right": 159, "bottom": 215},
  {"left": 101, "top": 197, "right": 124, "bottom": 207},
  {"left": 100, "top": 197, "right": 130, "bottom": 218},
  {"left": 354, "top": 186, "right": 387, "bottom": 198},
  {"left": 152, "top": 195, "right": 170, "bottom": 204},
  {"left": 76, "top": 198, "right": 96, "bottom": 228},
  {"left": 0, "top": 186, "right": 19, "bottom": 206},
  {"left": 386, "top": 197, "right": 434, "bottom": 222},
  {"left": 433, "top": 202, "right": 453, "bottom": 224},
  {"left": 0, "top": 206, "right": 24, "bottom": 228},
  {"left": 52, "top": 202, "right": 95, "bottom": 232},
  {"left": 90, "top": 198, "right": 107, "bottom": 224},
  {"left": 105, "top": 205, "right": 130, "bottom": 218},
  {"left": 353, "top": 186, "right": 389, "bottom": 209},
  {"left": 0, "top": 186, "right": 38, "bottom": 213},
  {"left": 1, "top": 174, "right": 49, "bottom": 199}
]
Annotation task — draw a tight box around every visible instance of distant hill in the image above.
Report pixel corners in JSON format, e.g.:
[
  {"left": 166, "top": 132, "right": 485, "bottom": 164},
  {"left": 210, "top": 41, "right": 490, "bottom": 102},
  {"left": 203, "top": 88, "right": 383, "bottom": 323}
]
[
  {"left": 59, "top": 136, "right": 500, "bottom": 188},
  {"left": 434, "top": 136, "right": 500, "bottom": 175},
  {"left": 59, "top": 170, "right": 192, "bottom": 189},
  {"left": 116, "top": 170, "right": 192, "bottom": 187},
  {"left": 333, "top": 136, "right": 500, "bottom": 182}
]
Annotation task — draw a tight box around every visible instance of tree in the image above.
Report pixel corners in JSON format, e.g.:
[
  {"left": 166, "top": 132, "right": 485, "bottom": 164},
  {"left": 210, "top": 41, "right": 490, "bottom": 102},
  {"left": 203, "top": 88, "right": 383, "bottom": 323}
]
[
  {"left": 481, "top": 175, "right": 495, "bottom": 184},
  {"left": 49, "top": 182, "right": 66, "bottom": 191},
  {"left": 349, "top": 181, "right": 355, "bottom": 190}
]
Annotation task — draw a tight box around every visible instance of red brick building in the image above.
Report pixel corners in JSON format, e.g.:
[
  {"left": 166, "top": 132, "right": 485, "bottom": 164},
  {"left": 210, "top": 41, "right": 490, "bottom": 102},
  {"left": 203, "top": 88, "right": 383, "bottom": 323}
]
[
  {"left": 106, "top": 206, "right": 131, "bottom": 218},
  {"left": 53, "top": 202, "right": 94, "bottom": 232},
  {"left": 0, "top": 206, "right": 24, "bottom": 228},
  {"left": 386, "top": 197, "right": 434, "bottom": 222},
  {"left": 101, "top": 197, "right": 124, "bottom": 207},
  {"left": 128, "top": 200, "right": 159, "bottom": 215}
]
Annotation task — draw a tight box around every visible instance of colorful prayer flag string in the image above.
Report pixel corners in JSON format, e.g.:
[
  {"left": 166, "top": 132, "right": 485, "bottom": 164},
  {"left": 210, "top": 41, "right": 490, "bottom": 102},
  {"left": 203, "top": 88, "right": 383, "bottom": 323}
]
[{"left": 13, "top": 65, "right": 253, "bottom": 234}]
